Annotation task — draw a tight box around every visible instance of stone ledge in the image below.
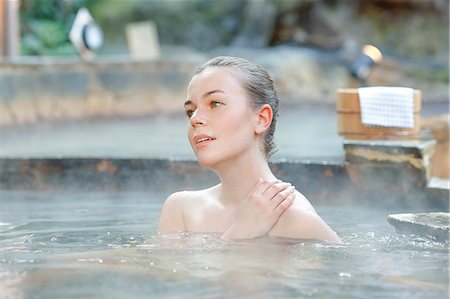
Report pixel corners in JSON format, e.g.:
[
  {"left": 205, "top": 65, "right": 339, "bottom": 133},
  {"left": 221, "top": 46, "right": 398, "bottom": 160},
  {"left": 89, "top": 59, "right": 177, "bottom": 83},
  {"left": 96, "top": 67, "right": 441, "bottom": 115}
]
[
  {"left": 387, "top": 212, "right": 450, "bottom": 242},
  {"left": 0, "top": 157, "right": 447, "bottom": 209},
  {"left": 344, "top": 140, "right": 436, "bottom": 163},
  {"left": 428, "top": 177, "right": 450, "bottom": 191},
  {"left": 344, "top": 139, "right": 436, "bottom": 180}
]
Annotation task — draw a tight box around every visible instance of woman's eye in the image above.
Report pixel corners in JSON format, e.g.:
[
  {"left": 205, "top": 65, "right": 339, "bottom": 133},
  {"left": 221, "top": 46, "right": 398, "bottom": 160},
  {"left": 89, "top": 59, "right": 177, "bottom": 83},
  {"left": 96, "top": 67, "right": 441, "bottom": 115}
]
[
  {"left": 185, "top": 109, "right": 195, "bottom": 118},
  {"left": 211, "top": 101, "right": 223, "bottom": 108}
]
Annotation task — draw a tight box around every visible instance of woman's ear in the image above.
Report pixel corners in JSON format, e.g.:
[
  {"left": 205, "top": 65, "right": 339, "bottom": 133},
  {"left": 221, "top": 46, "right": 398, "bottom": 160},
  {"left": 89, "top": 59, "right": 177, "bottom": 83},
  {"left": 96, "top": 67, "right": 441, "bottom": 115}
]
[{"left": 254, "top": 104, "right": 273, "bottom": 135}]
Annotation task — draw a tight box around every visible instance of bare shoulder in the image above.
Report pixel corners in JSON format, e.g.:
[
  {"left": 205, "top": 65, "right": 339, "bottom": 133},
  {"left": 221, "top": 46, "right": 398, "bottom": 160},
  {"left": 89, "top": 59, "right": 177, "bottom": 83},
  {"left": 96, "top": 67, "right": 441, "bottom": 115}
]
[
  {"left": 164, "top": 186, "right": 214, "bottom": 207},
  {"left": 269, "top": 191, "right": 342, "bottom": 243},
  {"left": 158, "top": 186, "right": 218, "bottom": 233},
  {"left": 165, "top": 190, "right": 199, "bottom": 204},
  {"left": 289, "top": 190, "right": 318, "bottom": 215},
  {"left": 157, "top": 190, "right": 202, "bottom": 233}
]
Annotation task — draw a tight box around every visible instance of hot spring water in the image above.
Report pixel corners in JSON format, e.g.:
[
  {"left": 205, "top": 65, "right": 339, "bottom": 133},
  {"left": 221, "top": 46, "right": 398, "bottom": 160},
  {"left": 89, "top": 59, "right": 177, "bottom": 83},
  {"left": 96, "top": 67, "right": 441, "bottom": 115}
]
[{"left": 1, "top": 189, "right": 447, "bottom": 299}]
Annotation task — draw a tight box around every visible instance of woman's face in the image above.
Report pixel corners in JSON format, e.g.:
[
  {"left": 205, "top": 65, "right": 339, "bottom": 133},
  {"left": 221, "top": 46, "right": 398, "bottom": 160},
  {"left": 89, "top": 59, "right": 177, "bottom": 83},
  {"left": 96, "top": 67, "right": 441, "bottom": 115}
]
[{"left": 185, "top": 67, "right": 259, "bottom": 168}]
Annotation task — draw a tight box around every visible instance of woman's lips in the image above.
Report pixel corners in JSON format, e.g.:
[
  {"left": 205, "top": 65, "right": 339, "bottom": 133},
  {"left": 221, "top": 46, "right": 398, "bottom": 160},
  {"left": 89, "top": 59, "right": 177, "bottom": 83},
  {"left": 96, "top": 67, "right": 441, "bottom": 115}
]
[{"left": 193, "top": 134, "right": 216, "bottom": 148}]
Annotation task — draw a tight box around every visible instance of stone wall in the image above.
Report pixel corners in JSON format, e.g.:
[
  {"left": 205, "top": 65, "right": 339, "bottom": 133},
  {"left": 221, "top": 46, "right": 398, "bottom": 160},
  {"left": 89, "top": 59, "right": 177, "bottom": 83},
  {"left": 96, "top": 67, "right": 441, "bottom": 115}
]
[
  {"left": 0, "top": 156, "right": 447, "bottom": 209},
  {"left": 0, "top": 57, "right": 199, "bottom": 126},
  {"left": 0, "top": 44, "right": 447, "bottom": 126},
  {"left": 0, "top": 49, "right": 352, "bottom": 126}
]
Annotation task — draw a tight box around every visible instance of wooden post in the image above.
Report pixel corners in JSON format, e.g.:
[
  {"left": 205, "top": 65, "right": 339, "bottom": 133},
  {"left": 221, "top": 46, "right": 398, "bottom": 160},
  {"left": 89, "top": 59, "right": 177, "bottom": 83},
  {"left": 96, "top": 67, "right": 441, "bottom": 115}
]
[
  {"left": 0, "top": 0, "right": 5, "bottom": 56},
  {"left": 1, "top": 0, "right": 20, "bottom": 57}
]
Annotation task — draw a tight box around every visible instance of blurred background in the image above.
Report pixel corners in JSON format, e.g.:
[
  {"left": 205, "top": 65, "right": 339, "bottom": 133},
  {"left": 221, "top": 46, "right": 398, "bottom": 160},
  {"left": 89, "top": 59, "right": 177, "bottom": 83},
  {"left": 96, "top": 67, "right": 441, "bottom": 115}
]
[
  {"left": 0, "top": 0, "right": 449, "bottom": 160},
  {"left": 14, "top": 0, "right": 450, "bottom": 61}
]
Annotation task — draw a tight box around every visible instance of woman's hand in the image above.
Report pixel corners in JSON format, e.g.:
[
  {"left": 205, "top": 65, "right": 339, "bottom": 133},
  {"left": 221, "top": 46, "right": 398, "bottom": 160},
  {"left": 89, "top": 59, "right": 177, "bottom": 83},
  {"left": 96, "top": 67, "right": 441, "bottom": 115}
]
[{"left": 221, "top": 179, "right": 296, "bottom": 240}]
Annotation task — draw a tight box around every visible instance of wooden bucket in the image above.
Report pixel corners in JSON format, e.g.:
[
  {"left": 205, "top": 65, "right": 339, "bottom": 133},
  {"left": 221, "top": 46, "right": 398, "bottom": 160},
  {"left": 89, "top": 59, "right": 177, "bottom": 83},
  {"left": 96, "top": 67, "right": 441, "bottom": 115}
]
[{"left": 337, "top": 88, "right": 422, "bottom": 140}]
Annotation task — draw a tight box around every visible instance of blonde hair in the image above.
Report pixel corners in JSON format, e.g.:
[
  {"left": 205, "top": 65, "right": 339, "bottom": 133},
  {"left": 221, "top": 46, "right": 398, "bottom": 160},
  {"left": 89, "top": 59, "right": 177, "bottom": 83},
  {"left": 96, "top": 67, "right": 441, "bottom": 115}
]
[{"left": 195, "top": 56, "right": 279, "bottom": 157}]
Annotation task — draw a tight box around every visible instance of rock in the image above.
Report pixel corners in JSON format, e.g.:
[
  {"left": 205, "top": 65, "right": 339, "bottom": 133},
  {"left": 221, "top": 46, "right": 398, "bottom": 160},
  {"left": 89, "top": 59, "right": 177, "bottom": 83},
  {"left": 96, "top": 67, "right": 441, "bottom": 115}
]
[
  {"left": 208, "top": 46, "right": 350, "bottom": 103},
  {"left": 387, "top": 212, "right": 450, "bottom": 241},
  {"left": 231, "top": 0, "right": 277, "bottom": 47},
  {"left": 271, "top": 0, "right": 343, "bottom": 49}
]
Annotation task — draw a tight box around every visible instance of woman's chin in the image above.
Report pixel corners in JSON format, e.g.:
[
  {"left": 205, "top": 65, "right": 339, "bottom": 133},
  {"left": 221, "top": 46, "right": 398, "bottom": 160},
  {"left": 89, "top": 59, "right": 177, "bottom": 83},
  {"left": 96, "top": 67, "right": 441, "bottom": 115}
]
[
  {"left": 196, "top": 156, "right": 218, "bottom": 168},
  {"left": 195, "top": 152, "right": 227, "bottom": 169}
]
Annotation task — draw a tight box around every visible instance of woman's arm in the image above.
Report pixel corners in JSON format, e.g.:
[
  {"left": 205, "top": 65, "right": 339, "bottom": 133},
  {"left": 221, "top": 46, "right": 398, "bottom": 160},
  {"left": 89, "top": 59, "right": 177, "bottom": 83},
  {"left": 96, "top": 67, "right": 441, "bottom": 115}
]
[{"left": 157, "top": 192, "right": 186, "bottom": 233}]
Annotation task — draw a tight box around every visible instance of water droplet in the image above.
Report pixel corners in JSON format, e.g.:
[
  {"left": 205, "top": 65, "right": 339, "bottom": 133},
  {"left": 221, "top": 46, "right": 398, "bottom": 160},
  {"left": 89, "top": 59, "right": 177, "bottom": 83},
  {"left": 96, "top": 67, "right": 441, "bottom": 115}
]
[
  {"left": 339, "top": 272, "right": 352, "bottom": 278},
  {"left": 366, "top": 232, "right": 375, "bottom": 238}
]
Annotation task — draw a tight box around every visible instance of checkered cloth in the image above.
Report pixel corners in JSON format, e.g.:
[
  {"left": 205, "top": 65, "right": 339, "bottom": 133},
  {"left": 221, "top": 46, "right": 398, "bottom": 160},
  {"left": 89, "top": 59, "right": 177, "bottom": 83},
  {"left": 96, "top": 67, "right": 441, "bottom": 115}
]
[{"left": 358, "top": 87, "right": 414, "bottom": 128}]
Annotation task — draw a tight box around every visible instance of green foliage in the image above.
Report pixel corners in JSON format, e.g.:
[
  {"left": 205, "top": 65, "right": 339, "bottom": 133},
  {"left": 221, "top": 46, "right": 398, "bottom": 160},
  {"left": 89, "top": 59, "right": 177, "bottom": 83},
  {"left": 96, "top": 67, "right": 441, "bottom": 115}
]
[
  {"left": 86, "top": 0, "right": 246, "bottom": 51},
  {"left": 357, "top": 5, "right": 448, "bottom": 62},
  {"left": 20, "top": 0, "right": 246, "bottom": 54},
  {"left": 20, "top": 0, "right": 87, "bottom": 55},
  {"left": 413, "top": 67, "right": 449, "bottom": 84}
]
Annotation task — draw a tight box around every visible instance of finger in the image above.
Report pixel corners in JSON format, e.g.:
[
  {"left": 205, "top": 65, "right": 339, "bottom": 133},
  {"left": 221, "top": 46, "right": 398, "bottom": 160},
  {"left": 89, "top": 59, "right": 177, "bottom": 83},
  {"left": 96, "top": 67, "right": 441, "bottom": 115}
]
[
  {"left": 255, "top": 179, "right": 280, "bottom": 195},
  {"left": 270, "top": 186, "right": 295, "bottom": 207},
  {"left": 263, "top": 182, "right": 292, "bottom": 200},
  {"left": 273, "top": 193, "right": 295, "bottom": 216}
]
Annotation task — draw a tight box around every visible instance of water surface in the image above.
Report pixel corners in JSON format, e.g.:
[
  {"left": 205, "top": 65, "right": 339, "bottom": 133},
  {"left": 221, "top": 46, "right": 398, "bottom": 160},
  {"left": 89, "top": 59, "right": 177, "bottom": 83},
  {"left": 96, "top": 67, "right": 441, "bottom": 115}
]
[{"left": 0, "top": 190, "right": 447, "bottom": 299}]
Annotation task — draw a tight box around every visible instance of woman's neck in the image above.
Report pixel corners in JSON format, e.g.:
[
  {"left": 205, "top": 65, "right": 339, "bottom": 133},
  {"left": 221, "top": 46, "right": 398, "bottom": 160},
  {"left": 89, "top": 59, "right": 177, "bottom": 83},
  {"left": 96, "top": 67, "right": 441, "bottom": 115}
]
[{"left": 213, "top": 149, "right": 276, "bottom": 207}]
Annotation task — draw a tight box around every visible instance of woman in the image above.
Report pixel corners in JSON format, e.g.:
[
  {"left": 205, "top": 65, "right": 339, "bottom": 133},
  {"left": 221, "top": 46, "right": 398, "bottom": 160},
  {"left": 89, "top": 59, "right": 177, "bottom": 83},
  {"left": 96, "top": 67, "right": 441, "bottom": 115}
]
[{"left": 158, "top": 56, "right": 341, "bottom": 243}]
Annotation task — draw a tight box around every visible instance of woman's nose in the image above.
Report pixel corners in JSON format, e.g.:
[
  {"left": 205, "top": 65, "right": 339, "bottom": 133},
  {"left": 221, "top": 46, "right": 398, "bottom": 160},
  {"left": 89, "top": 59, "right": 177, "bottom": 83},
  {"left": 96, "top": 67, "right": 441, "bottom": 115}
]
[{"left": 190, "top": 109, "right": 207, "bottom": 126}]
